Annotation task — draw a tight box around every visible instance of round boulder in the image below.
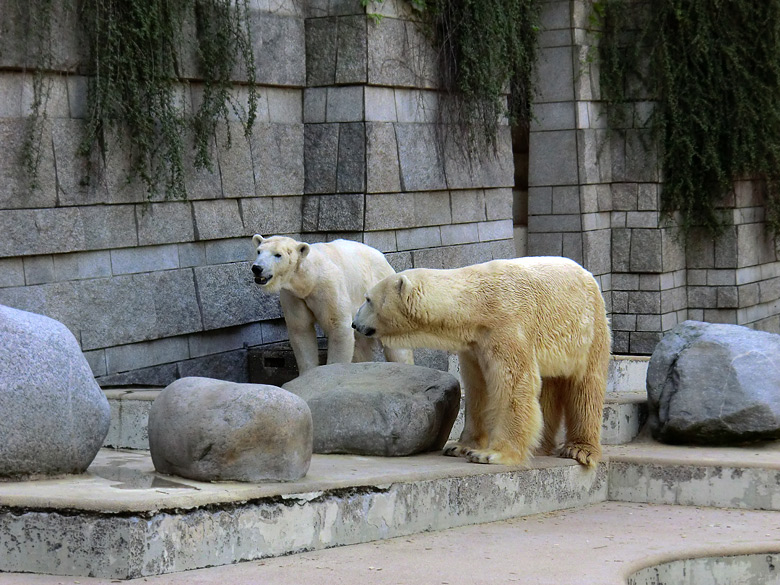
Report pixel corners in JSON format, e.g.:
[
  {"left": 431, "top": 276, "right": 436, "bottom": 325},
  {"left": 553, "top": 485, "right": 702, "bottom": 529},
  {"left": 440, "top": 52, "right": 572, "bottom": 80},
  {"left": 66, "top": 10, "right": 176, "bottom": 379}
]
[
  {"left": 148, "top": 377, "right": 312, "bottom": 482},
  {"left": 647, "top": 320, "right": 780, "bottom": 445},
  {"left": 0, "top": 305, "right": 110, "bottom": 480},
  {"left": 283, "top": 362, "right": 460, "bottom": 456}
]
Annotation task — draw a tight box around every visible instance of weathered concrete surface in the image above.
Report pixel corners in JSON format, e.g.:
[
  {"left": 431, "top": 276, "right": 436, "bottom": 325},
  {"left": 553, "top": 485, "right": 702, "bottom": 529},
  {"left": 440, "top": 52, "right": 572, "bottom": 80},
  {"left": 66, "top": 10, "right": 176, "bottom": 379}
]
[
  {"left": 629, "top": 553, "right": 780, "bottom": 585},
  {"left": 0, "top": 502, "right": 777, "bottom": 585},
  {"left": 0, "top": 449, "right": 607, "bottom": 579},
  {"left": 103, "top": 389, "right": 159, "bottom": 450},
  {"left": 606, "top": 433, "right": 780, "bottom": 510},
  {"left": 602, "top": 391, "right": 647, "bottom": 445}
]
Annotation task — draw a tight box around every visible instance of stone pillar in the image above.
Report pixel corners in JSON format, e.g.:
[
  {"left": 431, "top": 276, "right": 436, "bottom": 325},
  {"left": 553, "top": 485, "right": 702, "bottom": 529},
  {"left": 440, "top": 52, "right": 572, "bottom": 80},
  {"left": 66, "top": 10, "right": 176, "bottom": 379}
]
[{"left": 304, "top": 0, "right": 516, "bottom": 271}]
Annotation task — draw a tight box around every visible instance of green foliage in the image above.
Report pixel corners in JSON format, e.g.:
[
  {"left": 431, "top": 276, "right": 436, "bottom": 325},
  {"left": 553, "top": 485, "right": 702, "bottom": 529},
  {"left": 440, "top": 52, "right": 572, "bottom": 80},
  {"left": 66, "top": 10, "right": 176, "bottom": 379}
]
[
  {"left": 596, "top": 0, "right": 780, "bottom": 236},
  {"left": 366, "top": 0, "right": 539, "bottom": 148},
  {"left": 25, "top": 0, "right": 257, "bottom": 199},
  {"left": 427, "top": 0, "right": 540, "bottom": 142}
]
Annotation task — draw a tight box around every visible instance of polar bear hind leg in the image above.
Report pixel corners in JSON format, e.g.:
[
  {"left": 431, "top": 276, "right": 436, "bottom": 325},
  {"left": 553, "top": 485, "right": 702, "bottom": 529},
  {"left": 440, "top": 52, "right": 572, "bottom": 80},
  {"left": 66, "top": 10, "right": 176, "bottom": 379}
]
[
  {"left": 536, "top": 377, "right": 566, "bottom": 457},
  {"left": 558, "top": 323, "right": 610, "bottom": 467}
]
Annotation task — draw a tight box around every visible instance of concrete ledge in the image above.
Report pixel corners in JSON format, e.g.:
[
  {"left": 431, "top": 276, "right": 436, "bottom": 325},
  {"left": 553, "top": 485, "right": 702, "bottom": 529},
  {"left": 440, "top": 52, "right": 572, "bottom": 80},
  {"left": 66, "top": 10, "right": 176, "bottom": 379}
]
[
  {"left": 0, "top": 450, "right": 607, "bottom": 579},
  {"left": 606, "top": 437, "right": 780, "bottom": 510}
]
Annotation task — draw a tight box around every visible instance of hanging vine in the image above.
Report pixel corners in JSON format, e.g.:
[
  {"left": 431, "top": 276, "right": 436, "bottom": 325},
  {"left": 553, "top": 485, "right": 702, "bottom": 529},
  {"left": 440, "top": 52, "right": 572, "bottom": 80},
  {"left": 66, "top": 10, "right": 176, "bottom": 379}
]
[
  {"left": 596, "top": 0, "right": 780, "bottom": 236},
  {"left": 365, "top": 0, "right": 540, "bottom": 149},
  {"left": 22, "top": 0, "right": 258, "bottom": 199}
]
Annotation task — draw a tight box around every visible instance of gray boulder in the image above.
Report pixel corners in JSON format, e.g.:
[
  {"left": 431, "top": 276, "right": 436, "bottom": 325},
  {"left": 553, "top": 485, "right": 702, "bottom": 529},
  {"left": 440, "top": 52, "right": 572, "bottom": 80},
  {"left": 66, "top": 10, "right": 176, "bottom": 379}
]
[
  {"left": 0, "top": 305, "right": 110, "bottom": 479},
  {"left": 647, "top": 320, "right": 780, "bottom": 445},
  {"left": 283, "top": 363, "right": 460, "bottom": 456},
  {"left": 148, "top": 377, "right": 312, "bottom": 482}
]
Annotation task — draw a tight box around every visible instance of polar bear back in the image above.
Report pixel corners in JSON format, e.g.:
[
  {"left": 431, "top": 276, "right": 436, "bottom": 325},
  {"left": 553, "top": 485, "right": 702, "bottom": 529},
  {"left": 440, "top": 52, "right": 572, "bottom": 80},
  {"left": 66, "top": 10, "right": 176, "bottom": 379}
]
[{"left": 311, "top": 239, "right": 396, "bottom": 307}]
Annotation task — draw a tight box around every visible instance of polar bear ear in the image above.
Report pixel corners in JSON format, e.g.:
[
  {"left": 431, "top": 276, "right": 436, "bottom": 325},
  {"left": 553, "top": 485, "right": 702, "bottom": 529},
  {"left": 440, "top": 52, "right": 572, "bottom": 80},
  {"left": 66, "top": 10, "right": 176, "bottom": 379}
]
[
  {"left": 298, "top": 243, "right": 311, "bottom": 259},
  {"left": 252, "top": 234, "right": 265, "bottom": 247},
  {"left": 397, "top": 274, "right": 412, "bottom": 301}
]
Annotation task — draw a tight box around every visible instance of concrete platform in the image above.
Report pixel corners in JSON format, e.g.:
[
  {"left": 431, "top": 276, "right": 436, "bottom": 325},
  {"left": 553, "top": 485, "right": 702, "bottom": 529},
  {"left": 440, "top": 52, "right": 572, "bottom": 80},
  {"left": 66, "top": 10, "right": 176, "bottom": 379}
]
[
  {"left": 1, "top": 501, "right": 777, "bottom": 585},
  {"left": 0, "top": 450, "right": 607, "bottom": 579}
]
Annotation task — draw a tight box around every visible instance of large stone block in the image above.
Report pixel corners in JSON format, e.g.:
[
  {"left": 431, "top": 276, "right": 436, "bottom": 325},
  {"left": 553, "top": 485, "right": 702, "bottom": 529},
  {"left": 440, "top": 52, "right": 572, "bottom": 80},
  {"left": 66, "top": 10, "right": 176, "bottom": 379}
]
[
  {"left": 241, "top": 195, "right": 303, "bottom": 235},
  {"left": 283, "top": 363, "right": 459, "bottom": 456},
  {"left": 250, "top": 13, "right": 306, "bottom": 86},
  {"left": 335, "top": 15, "right": 368, "bottom": 84},
  {"left": 251, "top": 123, "right": 305, "bottom": 196},
  {"left": 304, "top": 123, "right": 339, "bottom": 193},
  {"left": 647, "top": 321, "right": 780, "bottom": 445},
  {"left": 302, "top": 193, "right": 364, "bottom": 231},
  {"left": 305, "top": 18, "right": 337, "bottom": 86},
  {"left": 529, "top": 129, "right": 578, "bottom": 187},
  {"left": 193, "top": 199, "right": 243, "bottom": 241},
  {"left": 365, "top": 191, "right": 450, "bottom": 230},
  {"left": 366, "top": 122, "right": 402, "bottom": 193},
  {"left": 0, "top": 119, "right": 57, "bottom": 210},
  {"left": 194, "top": 262, "right": 283, "bottom": 330},
  {"left": 0, "top": 305, "right": 110, "bottom": 479},
  {"left": 149, "top": 377, "right": 312, "bottom": 482},
  {"left": 367, "top": 18, "right": 437, "bottom": 88},
  {"left": 396, "top": 124, "right": 446, "bottom": 192},
  {"left": 337, "top": 122, "right": 366, "bottom": 193},
  {"left": 136, "top": 201, "right": 195, "bottom": 246}
]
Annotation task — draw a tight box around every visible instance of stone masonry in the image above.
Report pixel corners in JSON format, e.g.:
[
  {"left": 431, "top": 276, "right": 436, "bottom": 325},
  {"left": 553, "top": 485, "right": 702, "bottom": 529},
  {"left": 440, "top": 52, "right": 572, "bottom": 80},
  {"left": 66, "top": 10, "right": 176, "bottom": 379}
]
[
  {"left": 0, "top": 0, "right": 515, "bottom": 385},
  {"left": 529, "top": 0, "right": 780, "bottom": 354},
  {"left": 0, "top": 0, "right": 778, "bottom": 383}
]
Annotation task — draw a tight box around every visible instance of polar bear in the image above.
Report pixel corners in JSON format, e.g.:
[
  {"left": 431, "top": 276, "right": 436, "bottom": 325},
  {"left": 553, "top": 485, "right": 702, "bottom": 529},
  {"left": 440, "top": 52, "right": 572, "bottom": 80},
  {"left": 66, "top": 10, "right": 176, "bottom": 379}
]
[
  {"left": 352, "top": 257, "right": 611, "bottom": 467},
  {"left": 251, "top": 235, "right": 414, "bottom": 374}
]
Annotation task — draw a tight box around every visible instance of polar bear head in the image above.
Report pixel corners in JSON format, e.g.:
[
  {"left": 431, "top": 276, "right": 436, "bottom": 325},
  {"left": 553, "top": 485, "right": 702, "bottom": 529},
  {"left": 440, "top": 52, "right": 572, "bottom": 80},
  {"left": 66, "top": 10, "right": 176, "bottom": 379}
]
[
  {"left": 352, "top": 272, "right": 417, "bottom": 340},
  {"left": 251, "top": 235, "right": 310, "bottom": 293}
]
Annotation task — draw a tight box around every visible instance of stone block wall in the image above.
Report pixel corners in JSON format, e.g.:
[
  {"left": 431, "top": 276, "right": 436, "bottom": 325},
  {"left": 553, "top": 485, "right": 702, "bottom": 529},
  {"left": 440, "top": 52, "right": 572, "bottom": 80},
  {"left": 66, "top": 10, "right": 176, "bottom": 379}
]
[
  {"left": 530, "top": 0, "right": 780, "bottom": 352},
  {"left": 0, "top": 0, "right": 516, "bottom": 385}
]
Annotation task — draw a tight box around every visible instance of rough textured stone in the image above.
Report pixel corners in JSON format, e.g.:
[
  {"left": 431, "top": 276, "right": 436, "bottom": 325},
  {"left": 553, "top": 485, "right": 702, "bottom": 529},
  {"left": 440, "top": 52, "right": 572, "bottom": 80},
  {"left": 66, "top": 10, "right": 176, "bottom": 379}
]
[
  {"left": 283, "top": 363, "right": 460, "bottom": 456},
  {"left": 0, "top": 305, "right": 110, "bottom": 479},
  {"left": 149, "top": 377, "right": 312, "bottom": 482},
  {"left": 647, "top": 320, "right": 780, "bottom": 445}
]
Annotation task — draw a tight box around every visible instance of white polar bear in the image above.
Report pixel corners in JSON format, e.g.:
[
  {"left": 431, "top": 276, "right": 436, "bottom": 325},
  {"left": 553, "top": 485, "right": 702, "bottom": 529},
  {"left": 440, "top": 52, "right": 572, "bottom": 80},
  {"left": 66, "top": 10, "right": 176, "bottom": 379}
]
[
  {"left": 352, "top": 257, "right": 611, "bottom": 467},
  {"left": 251, "top": 235, "right": 414, "bottom": 374}
]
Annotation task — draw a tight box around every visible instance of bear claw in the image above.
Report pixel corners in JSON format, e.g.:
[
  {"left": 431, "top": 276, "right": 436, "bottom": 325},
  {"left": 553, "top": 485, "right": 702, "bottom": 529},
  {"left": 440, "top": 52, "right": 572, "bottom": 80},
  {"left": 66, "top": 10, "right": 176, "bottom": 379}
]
[{"left": 559, "top": 443, "right": 600, "bottom": 468}]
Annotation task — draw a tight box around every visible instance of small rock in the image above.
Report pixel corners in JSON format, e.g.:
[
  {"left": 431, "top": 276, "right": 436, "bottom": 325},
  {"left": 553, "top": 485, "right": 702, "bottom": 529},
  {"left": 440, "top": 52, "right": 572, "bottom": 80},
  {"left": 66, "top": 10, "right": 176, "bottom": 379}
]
[
  {"left": 283, "top": 363, "right": 460, "bottom": 456},
  {"left": 0, "top": 305, "right": 110, "bottom": 479},
  {"left": 647, "top": 320, "right": 780, "bottom": 445},
  {"left": 148, "top": 377, "right": 312, "bottom": 482}
]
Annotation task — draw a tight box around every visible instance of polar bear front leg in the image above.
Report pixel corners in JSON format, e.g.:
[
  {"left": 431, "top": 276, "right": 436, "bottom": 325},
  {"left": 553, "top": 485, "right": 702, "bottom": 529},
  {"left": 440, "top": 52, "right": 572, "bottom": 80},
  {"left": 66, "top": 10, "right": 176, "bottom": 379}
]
[
  {"left": 443, "top": 350, "right": 488, "bottom": 458},
  {"left": 280, "top": 290, "right": 320, "bottom": 374},
  {"left": 462, "top": 349, "right": 543, "bottom": 466},
  {"left": 324, "top": 321, "right": 356, "bottom": 365}
]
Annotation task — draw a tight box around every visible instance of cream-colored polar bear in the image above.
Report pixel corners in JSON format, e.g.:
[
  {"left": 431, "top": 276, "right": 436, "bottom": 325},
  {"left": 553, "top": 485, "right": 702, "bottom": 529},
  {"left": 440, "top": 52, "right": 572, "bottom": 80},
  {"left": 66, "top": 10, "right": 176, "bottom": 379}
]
[
  {"left": 352, "top": 257, "right": 611, "bottom": 467},
  {"left": 252, "top": 235, "right": 413, "bottom": 374}
]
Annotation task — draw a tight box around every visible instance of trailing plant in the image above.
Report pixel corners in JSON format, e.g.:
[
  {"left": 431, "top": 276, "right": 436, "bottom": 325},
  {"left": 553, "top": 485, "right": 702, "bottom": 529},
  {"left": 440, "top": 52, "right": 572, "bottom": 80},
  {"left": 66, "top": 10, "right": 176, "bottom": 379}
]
[
  {"left": 23, "top": 0, "right": 257, "bottom": 199},
  {"left": 19, "top": 0, "right": 55, "bottom": 193},
  {"left": 365, "top": 0, "right": 540, "bottom": 149},
  {"left": 596, "top": 0, "right": 780, "bottom": 236}
]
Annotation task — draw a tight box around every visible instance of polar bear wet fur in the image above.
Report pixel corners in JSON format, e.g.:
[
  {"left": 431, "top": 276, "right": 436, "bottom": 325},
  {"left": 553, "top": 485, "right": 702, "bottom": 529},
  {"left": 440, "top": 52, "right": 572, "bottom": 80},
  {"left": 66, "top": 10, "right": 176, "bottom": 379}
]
[
  {"left": 352, "top": 256, "right": 611, "bottom": 467},
  {"left": 252, "top": 235, "right": 413, "bottom": 374}
]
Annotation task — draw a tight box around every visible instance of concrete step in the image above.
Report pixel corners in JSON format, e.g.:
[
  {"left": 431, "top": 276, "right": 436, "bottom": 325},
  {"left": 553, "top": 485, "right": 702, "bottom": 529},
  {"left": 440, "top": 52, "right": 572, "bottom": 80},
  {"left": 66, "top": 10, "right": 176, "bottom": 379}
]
[
  {"left": 1, "top": 435, "right": 778, "bottom": 580},
  {"left": 103, "top": 355, "right": 650, "bottom": 451}
]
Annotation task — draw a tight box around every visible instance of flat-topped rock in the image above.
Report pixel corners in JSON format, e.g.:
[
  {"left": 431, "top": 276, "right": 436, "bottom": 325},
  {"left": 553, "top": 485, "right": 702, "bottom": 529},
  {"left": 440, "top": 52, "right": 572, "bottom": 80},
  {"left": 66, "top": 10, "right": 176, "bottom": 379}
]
[
  {"left": 0, "top": 305, "right": 110, "bottom": 480},
  {"left": 647, "top": 320, "right": 780, "bottom": 445},
  {"left": 148, "top": 377, "right": 312, "bottom": 482},
  {"left": 283, "top": 362, "right": 460, "bottom": 456}
]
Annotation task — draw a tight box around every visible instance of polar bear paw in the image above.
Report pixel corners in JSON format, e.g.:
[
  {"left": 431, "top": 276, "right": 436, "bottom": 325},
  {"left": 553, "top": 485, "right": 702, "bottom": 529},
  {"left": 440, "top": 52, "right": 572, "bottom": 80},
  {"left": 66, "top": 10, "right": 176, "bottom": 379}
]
[
  {"left": 559, "top": 442, "right": 600, "bottom": 468},
  {"left": 463, "top": 448, "right": 524, "bottom": 466},
  {"left": 442, "top": 441, "right": 469, "bottom": 458}
]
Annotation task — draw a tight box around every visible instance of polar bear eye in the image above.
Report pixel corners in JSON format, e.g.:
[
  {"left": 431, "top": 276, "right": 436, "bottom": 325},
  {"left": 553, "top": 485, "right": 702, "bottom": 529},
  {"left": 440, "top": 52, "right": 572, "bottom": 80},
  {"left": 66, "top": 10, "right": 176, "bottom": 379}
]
[
  {"left": 365, "top": 297, "right": 372, "bottom": 304},
  {"left": 274, "top": 253, "right": 282, "bottom": 258}
]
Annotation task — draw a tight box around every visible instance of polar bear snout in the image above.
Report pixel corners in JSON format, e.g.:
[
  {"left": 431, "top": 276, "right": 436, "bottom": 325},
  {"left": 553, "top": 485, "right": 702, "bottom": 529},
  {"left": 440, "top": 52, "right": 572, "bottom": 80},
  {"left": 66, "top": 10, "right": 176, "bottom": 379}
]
[
  {"left": 352, "top": 321, "right": 376, "bottom": 337},
  {"left": 251, "top": 263, "right": 272, "bottom": 285}
]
